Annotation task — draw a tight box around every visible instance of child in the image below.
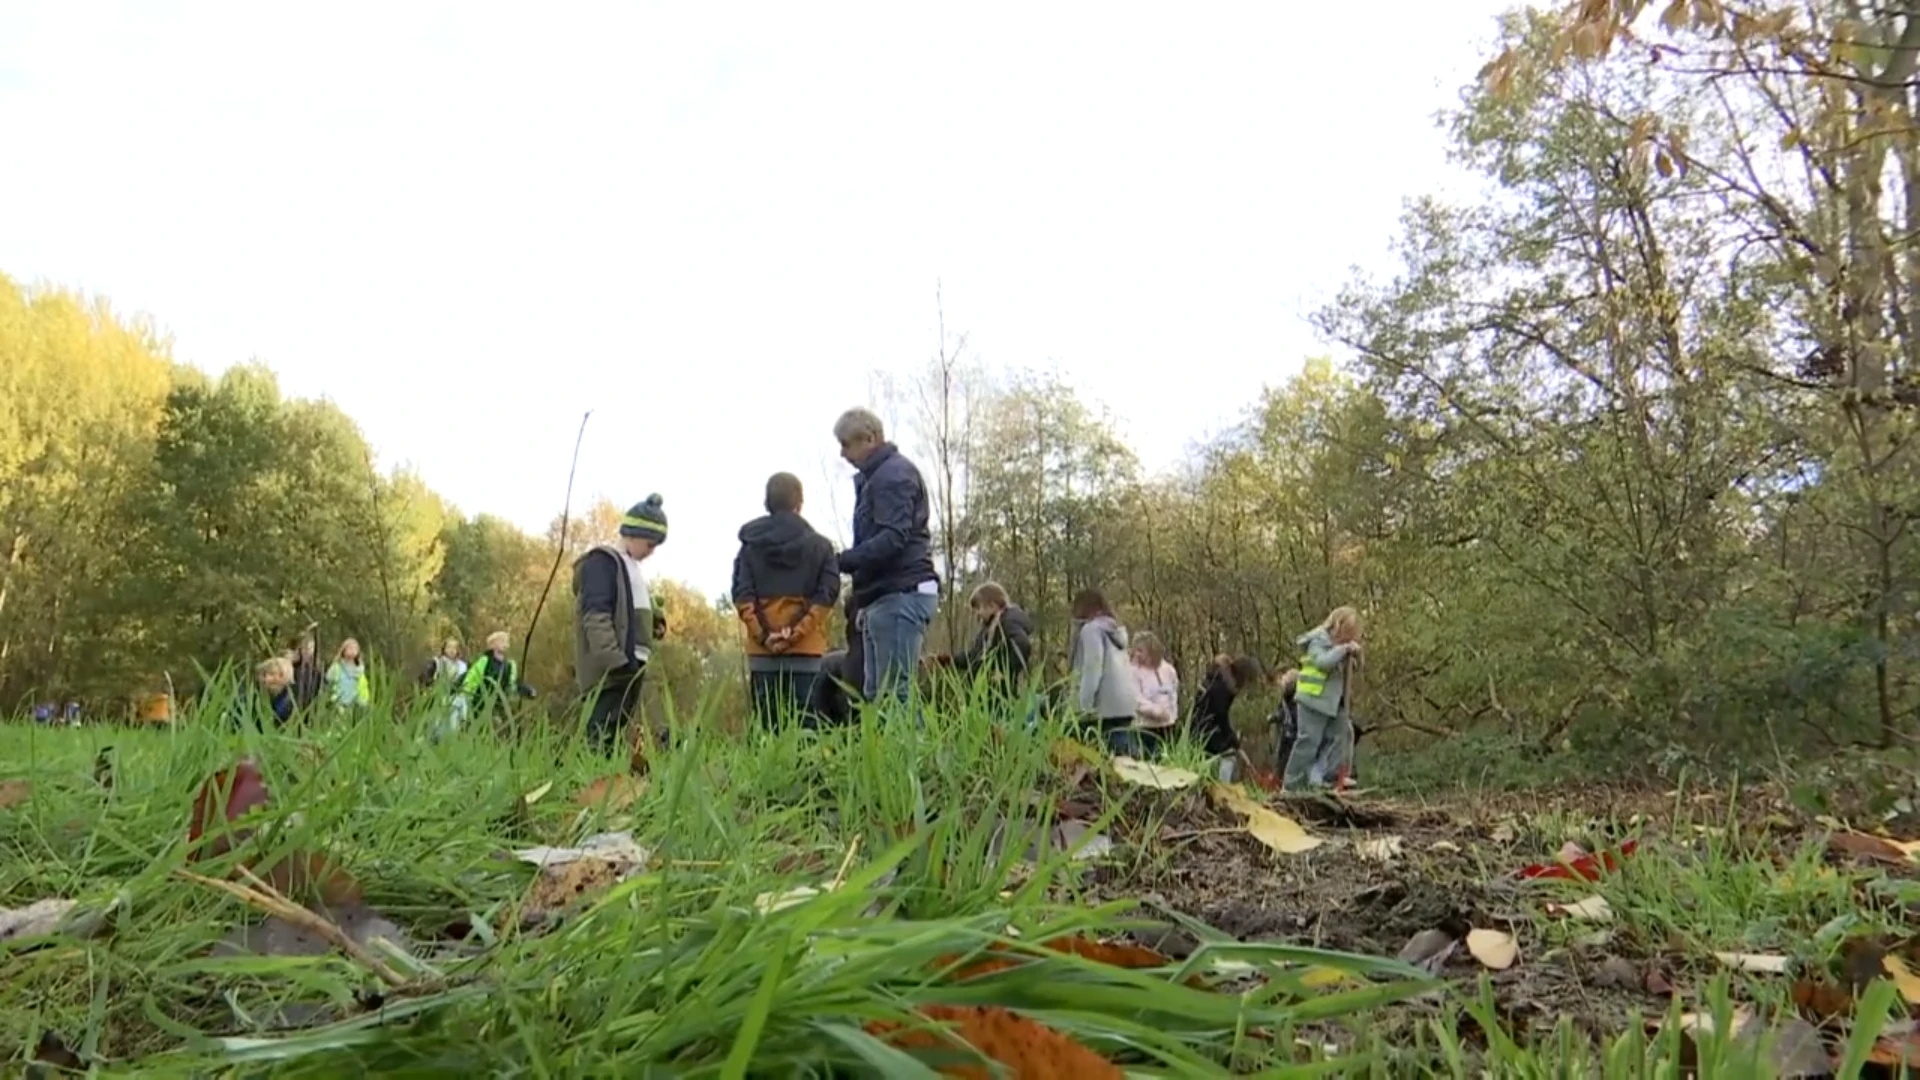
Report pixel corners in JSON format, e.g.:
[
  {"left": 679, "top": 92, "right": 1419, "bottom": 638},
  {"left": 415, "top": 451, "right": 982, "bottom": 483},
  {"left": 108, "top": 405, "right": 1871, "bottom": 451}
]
[
  {"left": 460, "top": 630, "right": 533, "bottom": 725},
  {"left": 234, "top": 657, "right": 297, "bottom": 730},
  {"left": 327, "top": 639, "right": 371, "bottom": 711},
  {"left": 1285, "top": 607, "right": 1362, "bottom": 791},
  {"left": 1191, "top": 655, "right": 1261, "bottom": 780},
  {"left": 1266, "top": 668, "right": 1300, "bottom": 777},
  {"left": 1067, "top": 588, "right": 1139, "bottom": 755},
  {"left": 1129, "top": 632, "right": 1179, "bottom": 758}
]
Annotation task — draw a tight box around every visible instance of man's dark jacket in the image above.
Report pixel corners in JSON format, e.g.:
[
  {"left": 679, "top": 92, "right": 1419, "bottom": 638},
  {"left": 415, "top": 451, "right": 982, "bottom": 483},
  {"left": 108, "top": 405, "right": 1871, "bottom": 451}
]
[
  {"left": 731, "top": 511, "right": 839, "bottom": 657},
  {"left": 836, "top": 442, "right": 937, "bottom": 607}
]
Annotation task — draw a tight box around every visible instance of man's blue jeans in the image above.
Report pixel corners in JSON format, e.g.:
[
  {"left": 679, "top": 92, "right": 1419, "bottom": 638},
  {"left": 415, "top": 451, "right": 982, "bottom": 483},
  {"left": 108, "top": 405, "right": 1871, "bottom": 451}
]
[{"left": 861, "top": 589, "right": 938, "bottom": 702}]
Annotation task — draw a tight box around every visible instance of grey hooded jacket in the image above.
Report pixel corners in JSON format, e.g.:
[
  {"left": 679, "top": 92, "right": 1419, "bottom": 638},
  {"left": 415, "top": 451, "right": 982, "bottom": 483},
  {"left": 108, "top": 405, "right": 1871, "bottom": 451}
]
[
  {"left": 1068, "top": 615, "right": 1139, "bottom": 720},
  {"left": 1294, "top": 625, "right": 1356, "bottom": 719}
]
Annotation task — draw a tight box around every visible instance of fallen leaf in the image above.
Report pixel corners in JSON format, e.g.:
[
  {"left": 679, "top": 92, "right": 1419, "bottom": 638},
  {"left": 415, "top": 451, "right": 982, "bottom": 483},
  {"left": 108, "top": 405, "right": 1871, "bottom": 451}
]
[
  {"left": 1669, "top": 1008, "right": 1830, "bottom": 1077},
  {"left": 1430, "top": 840, "right": 1462, "bottom": 853},
  {"left": 754, "top": 885, "right": 827, "bottom": 914},
  {"left": 1867, "top": 1023, "right": 1920, "bottom": 1070},
  {"left": 1299, "top": 965, "right": 1353, "bottom": 988},
  {"left": 1516, "top": 840, "right": 1639, "bottom": 882},
  {"left": 1490, "top": 820, "right": 1518, "bottom": 843},
  {"left": 0, "top": 779, "right": 30, "bottom": 809},
  {"left": 0, "top": 898, "right": 79, "bottom": 943},
  {"left": 1547, "top": 895, "right": 1614, "bottom": 922},
  {"left": 1791, "top": 978, "right": 1855, "bottom": 1023},
  {"left": 1593, "top": 955, "right": 1640, "bottom": 989},
  {"left": 1716, "top": 951, "right": 1792, "bottom": 975},
  {"left": 1398, "top": 928, "right": 1459, "bottom": 975},
  {"left": 1645, "top": 967, "right": 1675, "bottom": 996},
  {"left": 1558, "top": 840, "right": 1589, "bottom": 862},
  {"left": 1356, "top": 836, "right": 1405, "bottom": 862},
  {"left": 574, "top": 773, "right": 647, "bottom": 811},
  {"left": 1467, "top": 928, "right": 1519, "bottom": 970},
  {"left": 865, "top": 1005, "right": 1122, "bottom": 1078},
  {"left": 1208, "top": 783, "right": 1323, "bottom": 854},
  {"left": 1882, "top": 953, "right": 1920, "bottom": 1005},
  {"left": 522, "top": 780, "right": 554, "bottom": 805},
  {"left": 1111, "top": 756, "right": 1202, "bottom": 790},
  {"left": 512, "top": 831, "right": 651, "bottom": 921},
  {"left": 1828, "top": 830, "right": 1913, "bottom": 866}
]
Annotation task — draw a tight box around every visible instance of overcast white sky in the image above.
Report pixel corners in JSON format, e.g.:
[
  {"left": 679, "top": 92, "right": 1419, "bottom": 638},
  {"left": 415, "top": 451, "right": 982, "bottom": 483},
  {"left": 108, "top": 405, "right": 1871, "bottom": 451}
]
[{"left": 0, "top": 1, "right": 1509, "bottom": 596}]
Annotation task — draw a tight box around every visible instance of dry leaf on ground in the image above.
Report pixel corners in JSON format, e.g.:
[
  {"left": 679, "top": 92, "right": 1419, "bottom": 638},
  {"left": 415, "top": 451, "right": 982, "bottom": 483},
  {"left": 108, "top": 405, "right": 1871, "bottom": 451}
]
[
  {"left": 512, "top": 831, "right": 651, "bottom": 920},
  {"left": 1670, "top": 1009, "right": 1830, "bottom": 1078},
  {"left": 1398, "top": 928, "right": 1459, "bottom": 975},
  {"left": 1715, "top": 952, "right": 1792, "bottom": 975},
  {"left": 522, "top": 780, "right": 554, "bottom": 806},
  {"left": 865, "top": 1004, "right": 1122, "bottom": 1078},
  {"left": 1828, "top": 830, "right": 1916, "bottom": 866},
  {"left": 1207, "top": 783, "right": 1323, "bottom": 855},
  {"left": 1356, "top": 836, "right": 1405, "bottom": 861},
  {"left": 754, "top": 885, "right": 828, "bottom": 914},
  {"left": 1430, "top": 840, "right": 1462, "bottom": 853},
  {"left": 1467, "top": 928, "right": 1519, "bottom": 970},
  {"left": 0, "top": 779, "right": 29, "bottom": 810},
  {"left": 1111, "top": 757, "right": 1201, "bottom": 790},
  {"left": 0, "top": 899, "right": 79, "bottom": 943},
  {"left": 574, "top": 774, "right": 647, "bottom": 811},
  {"left": 1881, "top": 954, "right": 1920, "bottom": 1005},
  {"left": 1547, "top": 895, "right": 1614, "bottom": 921}
]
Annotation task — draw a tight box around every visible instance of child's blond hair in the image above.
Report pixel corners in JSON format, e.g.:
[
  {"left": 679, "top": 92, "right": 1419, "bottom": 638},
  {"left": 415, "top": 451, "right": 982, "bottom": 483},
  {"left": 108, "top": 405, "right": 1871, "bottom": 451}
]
[
  {"left": 257, "top": 656, "right": 293, "bottom": 680},
  {"left": 486, "top": 630, "right": 511, "bottom": 652}
]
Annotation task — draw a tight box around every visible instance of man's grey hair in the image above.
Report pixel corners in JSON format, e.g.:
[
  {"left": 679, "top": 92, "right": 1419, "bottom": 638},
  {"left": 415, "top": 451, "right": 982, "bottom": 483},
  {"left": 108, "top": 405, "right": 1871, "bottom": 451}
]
[{"left": 832, "top": 407, "right": 886, "bottom": 445}]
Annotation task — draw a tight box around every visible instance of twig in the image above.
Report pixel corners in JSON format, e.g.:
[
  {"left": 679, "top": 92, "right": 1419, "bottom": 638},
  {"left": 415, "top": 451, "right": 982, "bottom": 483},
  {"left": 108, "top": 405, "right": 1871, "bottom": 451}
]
[
  {"left": 828, "top": 834, "right": 863, "bottom": 891},
  {"left": 521, "top": 411, "right": 593, "bottom": 672},
  {"left": 174, "top": 866, "right": 411, "bottom": 989}
]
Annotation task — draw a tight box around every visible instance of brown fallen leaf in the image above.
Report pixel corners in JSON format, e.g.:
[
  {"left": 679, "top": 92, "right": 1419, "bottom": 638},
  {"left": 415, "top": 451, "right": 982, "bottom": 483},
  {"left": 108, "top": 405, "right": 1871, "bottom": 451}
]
[
  {"left": 1828, "top": 830, "right": 1915, "bottom": 866},
  {"left": 1866, "top": 1023, "right": 1920, "bottom": 1071},
  {"left": 865, "top": 1004, "right": 1122, "bottom": 1078},
  {"left": 574, "top": 774, "right": 647, "bottom": 811},
  {"left": 0, "top": 778, "right": 31, "bottom": 809},
  {"left": 1592, "top": 955, "right": 1639, "bottom": 990},
  {"left": 1645, "top": 966, "right": 1676, "bottom": 996},
  {"left": 1790, "top": 978, "right": 1855, "bottom": 1024},
  {"left": 1466, "top": 928, "right": 1519, "bottom": 970}
]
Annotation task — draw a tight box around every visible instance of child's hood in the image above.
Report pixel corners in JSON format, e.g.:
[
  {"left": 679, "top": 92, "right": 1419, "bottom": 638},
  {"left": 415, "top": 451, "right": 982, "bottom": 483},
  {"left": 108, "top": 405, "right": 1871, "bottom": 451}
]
[
  {"left": 1297, "top": 626, "right": 1334, "bottom": 652},
  {"left": 1086, "top": 614, "right": 1128, "bottom": 651}
]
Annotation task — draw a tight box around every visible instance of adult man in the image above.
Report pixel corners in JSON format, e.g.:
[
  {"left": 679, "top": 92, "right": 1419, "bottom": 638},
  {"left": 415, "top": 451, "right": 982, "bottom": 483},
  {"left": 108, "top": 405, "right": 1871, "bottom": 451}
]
[
  {"left": 831, "top": 407, "right": 939, "bottom": 702},
  {"left": 574, "top": 494, "right": 669, "bottom": 754},
  {"left": 732, "top": 473, "right": 840, "bottom": 728}
]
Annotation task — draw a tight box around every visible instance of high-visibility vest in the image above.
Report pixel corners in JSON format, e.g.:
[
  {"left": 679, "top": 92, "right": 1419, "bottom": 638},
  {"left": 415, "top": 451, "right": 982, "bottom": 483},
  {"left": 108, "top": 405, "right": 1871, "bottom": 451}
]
[{"left": 1297, "top": 656, "right": 1328, "bottom": 699}]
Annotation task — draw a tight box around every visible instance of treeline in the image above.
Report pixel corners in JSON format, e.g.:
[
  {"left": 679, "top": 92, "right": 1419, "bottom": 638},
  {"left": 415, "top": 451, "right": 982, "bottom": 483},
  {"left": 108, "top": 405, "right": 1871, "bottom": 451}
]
[
  {"left": 894, "top": 3, "right": 1920, "bottom": 756},
  {"left": 0, "top": 278, "right": 732, "bottom": 717}
]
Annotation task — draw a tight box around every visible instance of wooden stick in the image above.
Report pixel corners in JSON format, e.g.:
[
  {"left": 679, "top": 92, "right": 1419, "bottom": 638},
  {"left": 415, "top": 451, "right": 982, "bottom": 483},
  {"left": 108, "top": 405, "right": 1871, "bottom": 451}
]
[
  {"left": 175, "top": 866, "right": 411, "bottom": 989},
  {"left": 521, "top": 411, "right": 593, "bottom": 674},
  {"left": 828, "top": 834, "right": 863, "bottom": 891}
]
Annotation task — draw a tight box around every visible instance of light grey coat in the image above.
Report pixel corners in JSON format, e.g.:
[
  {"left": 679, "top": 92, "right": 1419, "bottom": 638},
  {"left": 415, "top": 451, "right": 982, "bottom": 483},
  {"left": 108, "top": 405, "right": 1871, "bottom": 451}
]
[{"left": 1069, "top": 615, "right": 1138, "bottom": 719}]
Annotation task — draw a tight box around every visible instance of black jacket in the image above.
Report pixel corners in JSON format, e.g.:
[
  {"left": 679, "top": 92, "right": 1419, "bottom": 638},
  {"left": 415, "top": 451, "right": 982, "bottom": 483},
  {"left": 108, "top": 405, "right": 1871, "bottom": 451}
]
[
  {"left": 836, "top": 443, "right": 937, "bottom": 607},
  {"left": 731, "top": 511, "right": 840, "bottom": 656},
  {"left": 1190, "top": 672, "right": 1241, "bottom": 755},
  {"left": 291, "top": 657, "right": 323, "bottom": 708},
  {"left": 953, "top": 604, "right": 1034, "bottom": 691}
]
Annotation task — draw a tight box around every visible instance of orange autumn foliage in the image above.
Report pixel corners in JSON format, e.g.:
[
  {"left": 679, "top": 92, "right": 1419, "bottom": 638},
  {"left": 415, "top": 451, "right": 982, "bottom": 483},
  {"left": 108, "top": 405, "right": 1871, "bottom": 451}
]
[{"left": 864, "top": 1005, "right": 1120, "bottom": 1079}]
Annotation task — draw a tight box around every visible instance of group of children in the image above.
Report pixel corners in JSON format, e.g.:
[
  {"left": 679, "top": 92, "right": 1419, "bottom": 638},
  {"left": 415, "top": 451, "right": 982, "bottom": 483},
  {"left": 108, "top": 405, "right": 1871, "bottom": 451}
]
[
  {"left": 1079, "top": 599, "right": 1365, "bottom": 791},
  {"left": 232, "top": 630, "right": 531, "bottom": 732}
]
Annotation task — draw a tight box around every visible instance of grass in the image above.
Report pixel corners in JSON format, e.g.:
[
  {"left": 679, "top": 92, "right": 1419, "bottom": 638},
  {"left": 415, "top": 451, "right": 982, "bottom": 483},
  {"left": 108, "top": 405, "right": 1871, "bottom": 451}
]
[{"left": 2, "top": 683, "right": 1917, "bottom": 1076}]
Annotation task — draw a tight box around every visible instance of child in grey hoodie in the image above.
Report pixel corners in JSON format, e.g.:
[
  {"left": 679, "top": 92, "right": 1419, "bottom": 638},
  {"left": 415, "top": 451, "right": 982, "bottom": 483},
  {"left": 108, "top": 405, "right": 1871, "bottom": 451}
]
[
  {"left": 1285, "top": 606, "right": 1362, "bottom": 790},
  {"left": 1067, "top": 588, "right": 1139, "bottom": 755}
]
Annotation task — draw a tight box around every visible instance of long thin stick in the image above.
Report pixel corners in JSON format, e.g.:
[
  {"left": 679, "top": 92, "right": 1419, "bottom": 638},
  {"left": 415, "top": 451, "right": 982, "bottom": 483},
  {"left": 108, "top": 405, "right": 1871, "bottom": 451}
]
[
  {"left": 522, "top": 411, "right": 593, "bottom": 672},
  {"left": 175, "top": 866, "right": 411, "bottom": 988}
]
